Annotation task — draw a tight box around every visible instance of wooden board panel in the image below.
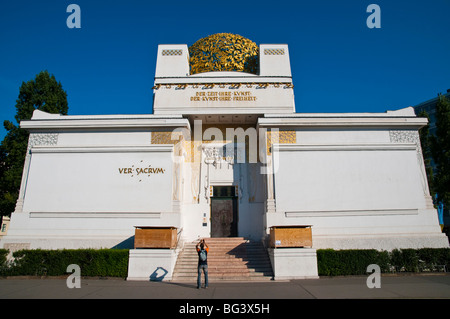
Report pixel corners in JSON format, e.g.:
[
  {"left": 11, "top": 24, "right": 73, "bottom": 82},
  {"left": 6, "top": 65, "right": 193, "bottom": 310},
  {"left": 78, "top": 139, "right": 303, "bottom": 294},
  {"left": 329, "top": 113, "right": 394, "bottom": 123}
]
[
  {"left": 270, "top": 226, "right": 312, "bottom": 248},
  {"left": 134, "top": 227, "right": 177, "bottom": 249}
]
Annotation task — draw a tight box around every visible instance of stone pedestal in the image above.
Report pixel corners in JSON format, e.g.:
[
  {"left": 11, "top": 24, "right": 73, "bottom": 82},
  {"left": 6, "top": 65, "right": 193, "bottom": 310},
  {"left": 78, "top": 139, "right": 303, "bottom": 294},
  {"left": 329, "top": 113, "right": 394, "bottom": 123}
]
[
  {"left": 127, "top": 249, "right": 179, "bottom": 281},
  {"left": 268, "top": 248, "right": 319, "bottom": 280}
]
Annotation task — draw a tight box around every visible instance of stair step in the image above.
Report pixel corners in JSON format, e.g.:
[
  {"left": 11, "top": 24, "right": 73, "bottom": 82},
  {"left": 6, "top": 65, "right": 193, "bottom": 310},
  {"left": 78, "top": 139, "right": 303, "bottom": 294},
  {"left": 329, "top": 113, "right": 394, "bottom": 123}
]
[
  {"left": 172, "top": 238, "right": 273, "bottom": 282},
  {"left": 172, "top": 274, "right": 274, "bottom": 281},
  {"left": 172, "top": 272, "right": 273, "bottom": 277}
]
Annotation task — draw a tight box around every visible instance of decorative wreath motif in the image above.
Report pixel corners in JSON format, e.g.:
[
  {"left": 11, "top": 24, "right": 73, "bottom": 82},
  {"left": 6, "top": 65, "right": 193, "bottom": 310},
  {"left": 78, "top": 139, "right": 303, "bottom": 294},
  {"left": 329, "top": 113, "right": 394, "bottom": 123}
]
[{"left": 188, "top": 33, "right": 259, "bottom": 75}]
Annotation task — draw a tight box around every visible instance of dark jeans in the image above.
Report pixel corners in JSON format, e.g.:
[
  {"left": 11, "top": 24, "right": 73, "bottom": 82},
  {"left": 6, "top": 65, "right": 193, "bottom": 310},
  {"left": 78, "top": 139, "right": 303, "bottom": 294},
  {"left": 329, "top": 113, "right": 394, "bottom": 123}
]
[{"left": 197, "top": 264, "right": 208, "bottom": 288}]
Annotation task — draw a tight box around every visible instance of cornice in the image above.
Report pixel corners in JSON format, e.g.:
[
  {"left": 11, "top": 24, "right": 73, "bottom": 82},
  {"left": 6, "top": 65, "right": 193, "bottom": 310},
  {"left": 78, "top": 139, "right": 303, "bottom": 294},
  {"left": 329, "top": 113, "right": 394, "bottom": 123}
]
[{"left": 20, "top": 114, "right": 191, "bottom": 131}]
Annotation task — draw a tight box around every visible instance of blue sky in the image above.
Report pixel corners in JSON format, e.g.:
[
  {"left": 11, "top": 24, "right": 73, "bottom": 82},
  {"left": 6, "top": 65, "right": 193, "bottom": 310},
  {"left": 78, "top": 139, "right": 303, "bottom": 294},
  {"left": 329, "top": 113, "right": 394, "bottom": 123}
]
[{"left": 1, "top": 0, "right": 449, "bottom": 140}]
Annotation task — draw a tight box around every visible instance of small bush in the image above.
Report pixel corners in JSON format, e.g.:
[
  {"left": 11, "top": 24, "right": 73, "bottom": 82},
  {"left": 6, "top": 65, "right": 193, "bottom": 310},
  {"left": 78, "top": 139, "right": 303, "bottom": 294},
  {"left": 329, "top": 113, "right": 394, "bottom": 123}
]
[
  {"left": 317, "top": 248, "right": 450, "bottom": 276},
  {"left": 1, "top": 247, "right": 448, "bottom": 278},
  {"left": 416, "top": 248, "right": 450, "bottom": 272},
  {"left": 0, "top": 249, "right": 129, "bottom": 277},
  {"left": 390, "top": 249, "right": 419, "bottom": 272},
  {"left": 0, "top": 249, "right": 9, "bottom": 269},
  {"left": 317, "top": 249, "right": 390, "bottom": 276}
]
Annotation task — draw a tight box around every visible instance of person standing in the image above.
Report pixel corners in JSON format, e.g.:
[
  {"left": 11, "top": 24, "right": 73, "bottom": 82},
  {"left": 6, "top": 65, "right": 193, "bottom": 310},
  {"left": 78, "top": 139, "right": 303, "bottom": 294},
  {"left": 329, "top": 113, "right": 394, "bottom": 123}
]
[{"left": 196, "top": 239, "right": 209, "bottom": 289}]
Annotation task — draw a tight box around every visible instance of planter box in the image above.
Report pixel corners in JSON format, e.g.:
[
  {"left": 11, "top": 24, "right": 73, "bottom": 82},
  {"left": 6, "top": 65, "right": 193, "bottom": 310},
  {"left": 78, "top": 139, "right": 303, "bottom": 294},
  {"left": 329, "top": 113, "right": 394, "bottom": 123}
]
[
  {"left": 270, "top": 226, "right": 312, "bottom": 248},
  {"left": 268, "top": 248, "right": 318, "bottom": 279},
  {"left": 134, "top": 226, "right": 177, "bottom": 249}
]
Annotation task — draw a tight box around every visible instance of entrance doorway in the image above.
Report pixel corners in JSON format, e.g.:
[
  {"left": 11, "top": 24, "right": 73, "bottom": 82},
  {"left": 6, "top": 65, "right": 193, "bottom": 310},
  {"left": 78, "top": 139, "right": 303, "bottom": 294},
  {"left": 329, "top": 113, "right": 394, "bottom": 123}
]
[{"left": 210, "top": 186, "right": 238, "bottom": 237}]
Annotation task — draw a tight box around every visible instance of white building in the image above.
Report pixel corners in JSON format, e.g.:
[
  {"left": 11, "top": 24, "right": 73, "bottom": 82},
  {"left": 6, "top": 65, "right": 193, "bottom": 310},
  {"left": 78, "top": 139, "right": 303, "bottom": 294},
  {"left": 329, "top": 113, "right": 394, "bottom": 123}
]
[{"left": 1, "top": 34, "right": 448, "bottom": 280}]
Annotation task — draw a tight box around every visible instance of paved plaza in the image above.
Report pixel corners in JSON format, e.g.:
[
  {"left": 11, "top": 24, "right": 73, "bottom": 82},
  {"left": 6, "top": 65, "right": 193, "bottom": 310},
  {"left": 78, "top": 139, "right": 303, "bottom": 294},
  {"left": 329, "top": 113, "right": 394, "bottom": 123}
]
[{"left": 1, "top": 274, "right": 449, "bottom": 299}]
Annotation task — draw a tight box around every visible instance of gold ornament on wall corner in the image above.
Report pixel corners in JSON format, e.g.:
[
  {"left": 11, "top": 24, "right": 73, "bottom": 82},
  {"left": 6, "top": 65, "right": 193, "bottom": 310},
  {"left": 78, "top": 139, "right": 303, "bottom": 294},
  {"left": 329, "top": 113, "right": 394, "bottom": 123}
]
[{"left": 188, "top": 33, "right": 259, "bottom": 75}]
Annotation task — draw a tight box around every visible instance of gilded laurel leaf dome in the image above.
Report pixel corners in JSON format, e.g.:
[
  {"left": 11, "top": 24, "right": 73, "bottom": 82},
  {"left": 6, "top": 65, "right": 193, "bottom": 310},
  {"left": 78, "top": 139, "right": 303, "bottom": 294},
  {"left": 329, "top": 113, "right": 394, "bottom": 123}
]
[{"left": 188, "top": 33, "right": 259, "bottom": 75}]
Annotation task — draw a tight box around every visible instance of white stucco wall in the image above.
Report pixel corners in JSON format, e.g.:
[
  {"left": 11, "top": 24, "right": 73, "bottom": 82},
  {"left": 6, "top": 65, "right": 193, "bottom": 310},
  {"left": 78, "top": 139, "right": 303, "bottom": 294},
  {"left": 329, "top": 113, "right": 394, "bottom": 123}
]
[
  {"left": 23, "top": 147, "right": 173, "bottom": 213},
  {"left": 267, "top": 125, "right": 449, "bottom": 249},
  {"left": 274, "top": 145, "right": 425, "bottom": 213}
]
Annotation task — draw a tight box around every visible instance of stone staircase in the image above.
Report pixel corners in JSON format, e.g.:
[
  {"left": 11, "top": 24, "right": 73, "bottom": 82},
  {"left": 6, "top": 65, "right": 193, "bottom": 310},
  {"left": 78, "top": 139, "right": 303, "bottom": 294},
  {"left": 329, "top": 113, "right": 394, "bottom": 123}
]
[{"left": 171, "top": 237, "right": 273, "bottom": 282}]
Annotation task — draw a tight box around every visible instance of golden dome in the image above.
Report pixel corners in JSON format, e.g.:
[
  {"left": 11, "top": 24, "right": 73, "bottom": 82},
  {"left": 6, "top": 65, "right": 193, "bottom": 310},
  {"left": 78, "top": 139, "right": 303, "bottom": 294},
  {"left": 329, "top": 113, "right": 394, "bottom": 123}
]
[{"left": 188, "top": 33, "right": 259, "bottom": 75}]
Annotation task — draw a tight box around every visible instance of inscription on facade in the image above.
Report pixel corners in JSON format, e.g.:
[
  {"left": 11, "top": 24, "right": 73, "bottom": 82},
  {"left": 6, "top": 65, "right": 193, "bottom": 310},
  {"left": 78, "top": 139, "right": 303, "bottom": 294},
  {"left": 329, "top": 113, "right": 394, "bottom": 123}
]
[
  {"left": 117, "top": 163, "right": 166, "bottom": 182},
  {"left": 190, "top": 91, "right": 257, "bottom": 102},
  {"left": 118, "top": 167, "right": 165, "bottom": 175}
]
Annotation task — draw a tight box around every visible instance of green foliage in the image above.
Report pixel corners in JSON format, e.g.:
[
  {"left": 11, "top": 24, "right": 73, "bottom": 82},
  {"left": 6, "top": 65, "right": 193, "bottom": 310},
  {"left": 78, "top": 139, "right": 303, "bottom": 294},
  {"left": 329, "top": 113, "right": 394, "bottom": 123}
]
[
  {"left": 0, "top": 249, "right": 8, "bottom": 268},
  {"left": 416, "top": 248, "right": 450, "bottom": 271},
  {"left": 0, "top": 249, "right": 129, "bottom": 278},
  {"left": 390, "top": 249, "right": 419, "bottom": 272},
  {"left": 317, "top": 249, "right": 390, "bottom": 276},
  {"left": 431, "top": 95, "right": 450, "bottom": 208},
  {"left": 418, "top": 110, "right": 436, "bottom": 201},
  {"left": 317, "top": 248, "right": 450, "bottom": 276},
  {"left": 1, "top": 248, "right": 448, "bottom": 278},
  {"left": 13, "top": 70, "right": 68, "bottom": 123},
  {"left": 0, "top": 70, "right": 68, "bottom": 217}
]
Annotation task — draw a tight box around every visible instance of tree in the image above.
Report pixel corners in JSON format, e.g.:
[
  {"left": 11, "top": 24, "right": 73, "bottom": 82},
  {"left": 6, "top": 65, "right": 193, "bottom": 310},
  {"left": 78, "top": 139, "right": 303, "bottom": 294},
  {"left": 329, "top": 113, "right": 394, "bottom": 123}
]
[
  {"left": 0, "top": 71, "right": 68, "bottom": 218},
  {"left": 431, "top": 95, "right": 450, "bottom": 209},
  {"left": 418, "top": 110, "right": 436, "bottom": 202}
]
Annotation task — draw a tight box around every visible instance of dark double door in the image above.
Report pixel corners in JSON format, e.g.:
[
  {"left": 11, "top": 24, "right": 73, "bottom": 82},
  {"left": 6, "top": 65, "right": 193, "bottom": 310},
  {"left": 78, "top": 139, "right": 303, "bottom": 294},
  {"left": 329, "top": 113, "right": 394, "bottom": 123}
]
[{"left": 210, "top": 186, "right": 238, "bottom": 238}]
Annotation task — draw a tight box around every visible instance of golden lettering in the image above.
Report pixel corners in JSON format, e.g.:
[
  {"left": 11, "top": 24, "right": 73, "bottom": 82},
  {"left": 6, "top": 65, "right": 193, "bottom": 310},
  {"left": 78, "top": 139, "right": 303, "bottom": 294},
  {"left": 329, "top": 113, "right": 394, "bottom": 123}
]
[
  {"left": 234, "top": 91, "right": 251, "bottom": 96},
  {"left": 119, "top": 166, "right": 165, "bottom": 176},
  {"left": 233, "top": 96, "right": 257, "bottom": 101},
  {"left": 118, "top": 168, "right": 134, "bottom": 174},
  {"left": 190, "top": 90, "right": 257, "bottom": 102}
]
